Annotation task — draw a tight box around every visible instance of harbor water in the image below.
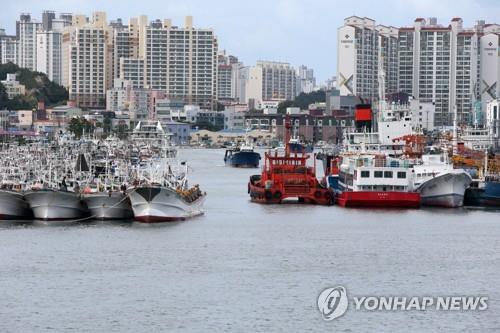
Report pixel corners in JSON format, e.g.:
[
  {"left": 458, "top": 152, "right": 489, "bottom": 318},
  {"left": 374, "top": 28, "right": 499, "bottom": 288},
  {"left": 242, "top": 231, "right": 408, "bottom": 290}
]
[{"left": 1, "top": 148, "right": 499, "bottom": 332}]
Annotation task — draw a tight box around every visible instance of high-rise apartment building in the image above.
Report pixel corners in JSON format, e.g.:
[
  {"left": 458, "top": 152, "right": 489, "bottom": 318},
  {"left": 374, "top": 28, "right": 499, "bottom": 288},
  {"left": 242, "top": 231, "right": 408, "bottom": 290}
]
[
  {"left": 36, "top": 20, "right": 66, "bottom": 84},
  {"left": 376, "top": 25, "right": 399, "bottom": 97},
  {"left": 16, "top": 14, "right": 42, "bottom": 70},
  {"left": 62, "top": 12, "right": 110, "bottom": 108},
  {"left": 245, "top": 61, "right": 297, "bottom": 107},
  {"left": 338, "top": 16, "right": 500, "bottom": 126},
  {"left": 42, "top": 10, "right": 56, "bottom": 31},
  {"left": 0, "top": 29, "right": 18, "bottom": 64},
  {"left": 217, "top": 51, "right": 238, "bottom": 102},
  {"left": 337, "top": 16, "right": 379, "bottom": 102},
  {"left": 297, "top": 65, "right": 316, "bottom": 94},
  {"left": 144, "top": 16, "right": 218, "bottom": 108}
]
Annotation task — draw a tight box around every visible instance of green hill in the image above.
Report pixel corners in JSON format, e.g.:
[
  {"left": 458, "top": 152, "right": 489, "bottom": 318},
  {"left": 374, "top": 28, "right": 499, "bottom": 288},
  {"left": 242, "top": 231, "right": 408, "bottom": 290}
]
[{"left": 0, "top": 62, "right": 68, "bottom": 110}]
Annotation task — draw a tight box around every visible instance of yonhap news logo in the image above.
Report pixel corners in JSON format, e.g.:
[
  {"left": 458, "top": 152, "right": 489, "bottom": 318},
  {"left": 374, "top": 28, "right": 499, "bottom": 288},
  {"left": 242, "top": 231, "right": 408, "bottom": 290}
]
[
  {"left": 317, "top": 286, "right": 488, "bottom": 321},
  {"left": 317, "top": 286, "right": 349, "bottom": 320}
]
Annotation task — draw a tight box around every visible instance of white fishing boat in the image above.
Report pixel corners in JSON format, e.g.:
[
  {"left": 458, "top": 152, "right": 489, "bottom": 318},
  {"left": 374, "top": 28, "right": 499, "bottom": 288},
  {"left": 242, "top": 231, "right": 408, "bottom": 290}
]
[{"left": 413, "top": 147, "right": 472, "bottom": 208}]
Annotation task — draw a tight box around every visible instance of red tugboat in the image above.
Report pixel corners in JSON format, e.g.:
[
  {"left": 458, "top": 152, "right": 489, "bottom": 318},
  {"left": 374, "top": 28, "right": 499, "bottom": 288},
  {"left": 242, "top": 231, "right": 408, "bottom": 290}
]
[{"left": 248, "top": 120, "right": 333, "bottom": 205}]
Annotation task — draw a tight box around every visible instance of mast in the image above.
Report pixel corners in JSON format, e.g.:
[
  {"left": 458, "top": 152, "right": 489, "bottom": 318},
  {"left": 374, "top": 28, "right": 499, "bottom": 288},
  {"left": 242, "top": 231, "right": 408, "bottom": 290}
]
[{"left": 452, "top": 104, "right": 458, "bottom": 155}]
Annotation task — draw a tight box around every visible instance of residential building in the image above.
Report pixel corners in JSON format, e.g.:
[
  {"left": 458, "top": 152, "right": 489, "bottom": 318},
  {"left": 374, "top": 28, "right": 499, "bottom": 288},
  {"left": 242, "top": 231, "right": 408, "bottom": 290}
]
[
  {"left": 0, "top": 29, "right": 17, "bottom": 64},
  {"left": 36, "top": 21, "right": 64, "bottom": 84},
  {"left": 106, "top": 79, "right": 149, "bottom": 123},
  {"left": 337, "top": 16, "right": 379, "bottom": 101},
  {"left": 144, "top": 16, "right": 218, "bottom": 108},
  {"left": 155, "top": 98, "right": 185, "bottom": 125},
  {"left": 62, "top": 12, "right": 110, "bottom": 108},
  {"left": 217, "top": 51, "right": 239, "bottom": 102},
  {"left": 164, "top": 121, "right": 191, "bottom": 144},
  {"left": 16, "top": 14, "right": 42, "bottom": 70},
  {"left": 245, "top": 61, "right": 297, "bottom": 107},
  {"left": 376, "top": 25, "right": 399, "bottom": 96},
  {"left": 297, "top": 65, "right": 316, "bottom": 94},
  {"left": 338, "top": 16, "right": 500, "bottom": 126},
  {"left": 119, "top": 57, "right": 145, "bottom": 88},
  {"left": 244, "top": 112, "right": 348, "bottom": 143},
  {"left": 1, "top": 74, "right": 26, "bottom": 98}
]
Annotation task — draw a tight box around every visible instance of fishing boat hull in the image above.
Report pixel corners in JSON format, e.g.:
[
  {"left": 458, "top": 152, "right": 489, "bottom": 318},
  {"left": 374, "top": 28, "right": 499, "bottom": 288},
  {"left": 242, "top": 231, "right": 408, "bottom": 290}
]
[
  {"left": 128, "top": 186, "right": 205, "bottom": 223},
  {"left": 336, "top": 191, "right": 420, "bottom": 208},
  {"left": 464, "top": 181, "right": 500, "bottom": 207},
  {"left": 0, "top": 190, "right": 33, "bottom": 220},
  {"left": 83, "top": 192, "right": 133, "bottom": 220},
  {"left": 417, "top": 171, "right": 472, "bottom": 208},
  {"left": 24, "top": 190, "right": 89, "bottom": 221},
  {"left": 224, "top": 151, "right": 261, "bottom": 168}
]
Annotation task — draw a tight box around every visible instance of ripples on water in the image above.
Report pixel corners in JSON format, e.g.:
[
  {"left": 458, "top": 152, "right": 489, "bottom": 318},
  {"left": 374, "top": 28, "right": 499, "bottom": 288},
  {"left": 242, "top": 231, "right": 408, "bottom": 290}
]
[{"left": 1, "top": 149, "right": 499, "bottom": 332}]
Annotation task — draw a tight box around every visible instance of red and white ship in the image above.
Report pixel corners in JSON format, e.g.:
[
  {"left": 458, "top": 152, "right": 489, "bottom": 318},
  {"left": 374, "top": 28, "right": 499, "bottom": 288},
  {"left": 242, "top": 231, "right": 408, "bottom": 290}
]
[{"left": 329, "top": 153, "right": 420, "bottom": 208}]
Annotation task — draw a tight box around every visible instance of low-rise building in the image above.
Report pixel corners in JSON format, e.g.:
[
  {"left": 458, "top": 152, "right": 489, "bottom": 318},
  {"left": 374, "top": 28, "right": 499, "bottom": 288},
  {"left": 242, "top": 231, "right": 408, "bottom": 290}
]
[
  {"left": 244, "top": 112, "right": 352, "bottom": 143},
  {"left": 47, "top": 103, "right": 83, "bottom": 121},
  {"left": 1, "top": 74, "right": 26, "bottom": 99},
  {"left": 164, "top": 121, "right": 191, "bottom": 145},
  {"left": 17, "top": 110, "right": 33, "bottom": 129}
]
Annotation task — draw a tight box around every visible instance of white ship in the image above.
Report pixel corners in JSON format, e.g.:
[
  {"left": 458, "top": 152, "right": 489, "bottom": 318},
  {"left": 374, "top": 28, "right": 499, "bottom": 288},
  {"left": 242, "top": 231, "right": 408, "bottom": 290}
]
[
  {"left": 128, "top": 121, "right": 206, "bottom": 222},
  {"left": 413, "top": 147, "right": 472, "bottom": 208},
  {"left": 24, "top": 189, "right": 89, "bottom": 221},
  {"left": 128, "top": 185, "right": 205, "bottom": 222},
  {"left": 0, "top": 188, "right": 32, "bottom": 220}
]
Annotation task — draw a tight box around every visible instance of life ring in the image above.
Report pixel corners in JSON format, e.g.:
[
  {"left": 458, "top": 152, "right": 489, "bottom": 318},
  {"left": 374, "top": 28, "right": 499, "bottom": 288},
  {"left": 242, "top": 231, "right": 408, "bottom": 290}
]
[
  {"left": 264, "top": 190, "right": 273, "bottom": 201},
  {"left": 274, "top": 191, "right": 282, "bottom": 200},
  {"left": 314, "top": 190, "right": 322, "bottom": 199}
]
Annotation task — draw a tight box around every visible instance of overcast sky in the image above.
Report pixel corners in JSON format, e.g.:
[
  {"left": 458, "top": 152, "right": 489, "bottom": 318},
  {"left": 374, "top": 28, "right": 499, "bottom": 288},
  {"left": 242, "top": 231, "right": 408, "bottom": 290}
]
[{"left": 2, "top": 0, "right": 499, "bottom": 82}]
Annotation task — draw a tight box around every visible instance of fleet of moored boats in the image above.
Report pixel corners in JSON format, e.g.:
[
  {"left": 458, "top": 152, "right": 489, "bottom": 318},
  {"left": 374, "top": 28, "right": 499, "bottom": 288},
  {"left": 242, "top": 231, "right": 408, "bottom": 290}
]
[
  {"left": 1, "top": 104, "right": 500, "bottom": 224},
  {"left": 0, "top": 121, "right": 205, "bottom": 223}
]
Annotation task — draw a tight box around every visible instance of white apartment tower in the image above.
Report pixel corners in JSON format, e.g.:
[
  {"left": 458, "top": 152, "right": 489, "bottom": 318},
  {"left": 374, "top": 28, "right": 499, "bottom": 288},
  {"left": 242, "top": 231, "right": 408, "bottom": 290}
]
[
  {"left": 0, "top": 29, "right": 18, "bottom": 64},
  {"left": 480, "top": 25, "right": 500, "bottom": 111},
  {"left": 297, "top": 65, "right": 316, "bottom": 94},
  {"left": 245, "top": 61, "right": 296, "bottom": 107},
  {"left": 338, "top": 16, "right": 500, "bottom": 126},
  {"left": 397, "top": 18, "right": 486, "bottom": 126},
  {"left": 16, "top": 14, "right": 42, "bottom": 70},
  {"left": 376, "top": 25, "right": 399, "bottom": 97},
  {"left": 36, "top": 20, "right": 66, "bottom": 84},
  {"left": 217, "top": 51, "right": 238, "bottom": 101},
  {"left": 144, "top": 16, "right": 218, "bottom": 108},
  {"left": 62, "top": 12, "right": 110, "bottom": 108},
  {"left": 337, "top": 16, "right": 379, "bottom": 102}
]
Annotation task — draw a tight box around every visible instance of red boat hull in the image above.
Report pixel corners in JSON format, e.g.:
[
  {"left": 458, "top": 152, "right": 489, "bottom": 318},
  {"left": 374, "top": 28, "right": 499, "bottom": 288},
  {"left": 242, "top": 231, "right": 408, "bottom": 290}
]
[
  {"left": 336, "top": 191, "right": 420, "bottom": 208},
  {"left": 134, "top": 216, "right": 186, "bottom": 223}
]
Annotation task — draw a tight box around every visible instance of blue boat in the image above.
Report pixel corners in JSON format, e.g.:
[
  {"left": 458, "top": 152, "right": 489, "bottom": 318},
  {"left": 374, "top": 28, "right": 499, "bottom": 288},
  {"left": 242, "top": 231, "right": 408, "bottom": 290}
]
[
  {"left": 224, "top": 143, "right": 261, "bottom": 168},
  {"left": 464, "top": 177, "right": 500, "bottom": 207}
]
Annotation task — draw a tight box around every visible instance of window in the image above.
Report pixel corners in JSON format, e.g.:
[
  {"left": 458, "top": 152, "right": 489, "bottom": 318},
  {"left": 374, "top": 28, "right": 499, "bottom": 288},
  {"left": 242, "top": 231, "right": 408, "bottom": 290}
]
[
  {"left": 374, "top": 171, "right": 383, "bottom": 178},
  {"left": 361, "top": 171, "right": 370, "bottom": 178},
  {"left": 397, "top": 171, "right": 406, "bottom": 179},
  {"left": 384, "top": 171, "right": 393, "bottom": 178}
]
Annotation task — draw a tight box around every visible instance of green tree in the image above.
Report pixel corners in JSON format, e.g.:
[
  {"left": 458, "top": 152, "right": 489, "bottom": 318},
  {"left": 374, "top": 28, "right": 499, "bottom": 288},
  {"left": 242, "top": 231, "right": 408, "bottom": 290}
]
[
  {"left": 68, "top": 117, "right": 94, "bottom": 138},
  {"left": 277, "top": 100, "right": 295, "bottom": 114},
  {"left": 103, "top": 117, "right": 112, "bottom": 134},
  {"left": 0, "top": 63, "right": 68, "bottom": 110},
  {"left": 115, "top": 123, "right": 129, "bottom": 139}
]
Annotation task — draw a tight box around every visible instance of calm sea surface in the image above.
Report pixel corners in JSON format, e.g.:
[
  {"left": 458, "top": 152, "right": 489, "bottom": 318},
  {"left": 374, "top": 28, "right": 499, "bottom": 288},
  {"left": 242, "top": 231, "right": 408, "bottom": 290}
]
[{"left": 1, "top": 148, "right": 499, "bottom": 332}]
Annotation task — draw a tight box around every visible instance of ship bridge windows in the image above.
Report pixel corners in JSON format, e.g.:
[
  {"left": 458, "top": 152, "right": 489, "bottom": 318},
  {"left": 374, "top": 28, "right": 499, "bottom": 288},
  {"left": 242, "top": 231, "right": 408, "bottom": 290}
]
[
  {"left": 361, "top": 170, "right": 370, "bottom": 178},
  {"left": 397, "top": 171, "right": 406, "bottom": 179},
  {"left": 374, "top": 171, "right": 383, "bottom": 178},
  {"left": 384, "top": 171, "right": 393, "bottom": 178}
]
